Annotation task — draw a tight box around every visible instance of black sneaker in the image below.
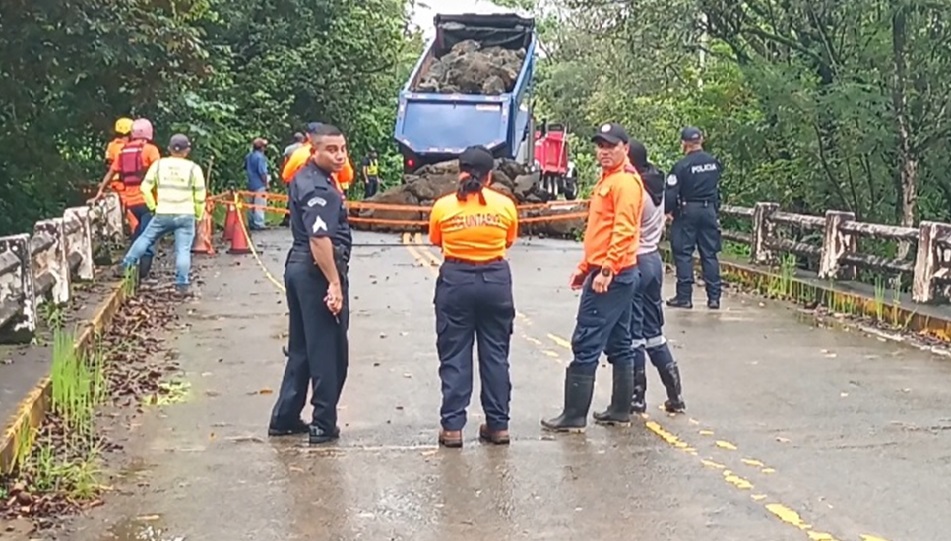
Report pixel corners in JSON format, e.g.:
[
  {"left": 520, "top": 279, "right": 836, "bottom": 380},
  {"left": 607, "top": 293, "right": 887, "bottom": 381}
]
[
  {"left": 666, "top": 297, "right": 693, "bottom": 309},
  {"left": 309, "top": 425, "right": 341, "bottom": 445},
  {"left": 268, "top": 419, "right": 309, "bottom": 437}
]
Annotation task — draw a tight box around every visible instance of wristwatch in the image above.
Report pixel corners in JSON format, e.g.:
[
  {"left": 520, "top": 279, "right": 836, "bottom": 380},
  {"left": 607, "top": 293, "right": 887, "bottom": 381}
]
[{"left": 600, "top": 267, "right": 612, "bottom": 277}]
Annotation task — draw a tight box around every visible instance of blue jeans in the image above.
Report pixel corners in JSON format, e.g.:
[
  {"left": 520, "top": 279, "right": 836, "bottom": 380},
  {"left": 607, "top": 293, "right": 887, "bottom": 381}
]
[
  {"left": 122, "top": 214, "right": 196, "bottom": 286},
  {"left": 248, "top": 187, "right": 266, "bottom": 229},
  {"left": 128, "top": 204, "right": 155, "bottom": 258}
]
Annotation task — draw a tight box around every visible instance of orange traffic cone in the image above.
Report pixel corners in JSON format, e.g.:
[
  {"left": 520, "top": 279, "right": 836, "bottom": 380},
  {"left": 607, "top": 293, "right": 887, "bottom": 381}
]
[
  {"left": 228, "top": 214, "right": 253, "bottom": 255},
  {"left": 222, "top": 200, "right": 237, "bottom": 242},
  {"left": 192, "top": 203, "right": 215, "bottom": 255}
]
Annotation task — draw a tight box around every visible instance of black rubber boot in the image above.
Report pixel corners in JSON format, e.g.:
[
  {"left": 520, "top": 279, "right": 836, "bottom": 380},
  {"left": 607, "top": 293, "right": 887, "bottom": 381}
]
[
  {"left": 593, "top": 362, "right": 634, "bottom": 426},
  {"left": 138, "top": 255, "right": 154, "bottom": 281},
  {"left": 630, "top": 367, "right": 647, "bottom": 414},
  {"left": 656, "top": 359, "right": 686, "bottom": 413},
  {"left": 541, "top": 368, "right": 595, "bottom": 433}
]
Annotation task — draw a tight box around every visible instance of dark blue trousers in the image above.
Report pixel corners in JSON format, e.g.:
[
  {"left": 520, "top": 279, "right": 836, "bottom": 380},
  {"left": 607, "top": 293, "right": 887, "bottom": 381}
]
[
  {"left": 670, "top": 202, "right": 721, "bottom": 302},
  {"left": 569, "top": 266, "right": 639, "bottom": 375},
  {"left": 434, "top": 260, "right": 515, "bottom": 431},
  {"left": 270, "top": 258, "right": 350, "bottom": 433},
  {"left": 629, "top": 251, "right": 676, "bottom": 370}
]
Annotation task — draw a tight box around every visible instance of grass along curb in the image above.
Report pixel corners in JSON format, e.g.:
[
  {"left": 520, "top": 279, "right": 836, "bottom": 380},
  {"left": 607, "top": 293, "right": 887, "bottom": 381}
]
[{"left": 0, "top": 277, "right": 128, "bottom": 475}]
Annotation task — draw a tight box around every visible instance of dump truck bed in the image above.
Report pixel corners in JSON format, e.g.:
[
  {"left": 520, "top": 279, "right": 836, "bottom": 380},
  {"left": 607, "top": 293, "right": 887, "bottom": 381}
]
[{"left": 394, "top": 13, "right": 537, "bottom": 172}]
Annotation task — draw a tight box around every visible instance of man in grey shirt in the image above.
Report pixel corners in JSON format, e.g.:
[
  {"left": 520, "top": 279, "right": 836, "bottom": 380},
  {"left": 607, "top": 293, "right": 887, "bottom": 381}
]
[{"left": 596, "top": 140, "right": 686, "bottom": 422}]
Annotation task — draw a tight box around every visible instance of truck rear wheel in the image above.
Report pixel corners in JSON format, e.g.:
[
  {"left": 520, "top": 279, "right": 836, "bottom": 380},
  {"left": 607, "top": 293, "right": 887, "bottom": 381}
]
[{"left": 563, "top": 178, "right": 578, "bottom": 201}]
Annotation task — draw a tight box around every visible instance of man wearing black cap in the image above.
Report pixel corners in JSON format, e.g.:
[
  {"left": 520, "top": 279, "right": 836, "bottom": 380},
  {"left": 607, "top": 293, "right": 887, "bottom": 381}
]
[
  {"left": 666, "top": 126, "right": 724, "bottom": 310},
  {"left": 542, "top": 123, "right": 644, "bottom": 433},
  {"left": 269, "top": 123, "right": 353, "bottom": 445},
  {"left": 428, "top": 145, "right": 519, "bottom": 448}
]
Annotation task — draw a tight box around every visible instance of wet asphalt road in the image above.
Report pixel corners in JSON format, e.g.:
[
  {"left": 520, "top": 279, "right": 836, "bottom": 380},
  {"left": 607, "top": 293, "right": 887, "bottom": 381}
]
[{"left": 63, "top": 230, "right": 951, "bottom": 541}]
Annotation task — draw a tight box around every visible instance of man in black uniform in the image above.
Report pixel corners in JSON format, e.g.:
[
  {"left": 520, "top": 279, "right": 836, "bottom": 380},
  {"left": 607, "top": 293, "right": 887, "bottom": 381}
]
[
  {"left": 666, "top": 126, "right": 724, "bottom": 310},
  {"left": 268, "top": 123, "right": 353, "bottom": 445}
]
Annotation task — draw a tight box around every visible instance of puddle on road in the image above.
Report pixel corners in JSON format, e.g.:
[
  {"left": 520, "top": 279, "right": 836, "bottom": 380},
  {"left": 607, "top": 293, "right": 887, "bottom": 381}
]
[{"left": 101, "top": 515, "right": 184, "bottom": 541}]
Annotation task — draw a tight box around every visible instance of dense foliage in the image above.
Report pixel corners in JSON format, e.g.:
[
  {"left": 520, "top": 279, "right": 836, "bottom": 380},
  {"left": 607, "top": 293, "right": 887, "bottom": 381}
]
[{"left": 0, "top": 0, "right": 421, "bottom": 235}]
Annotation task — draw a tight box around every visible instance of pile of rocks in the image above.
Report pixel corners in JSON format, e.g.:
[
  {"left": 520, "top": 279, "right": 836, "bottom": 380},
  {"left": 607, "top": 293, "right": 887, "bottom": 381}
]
[
  {"left": 350, "top": 159, "right": 586, "bottom": 238},
  {"left": 412, "top": 39, "right": 526, "bottom": 95}
]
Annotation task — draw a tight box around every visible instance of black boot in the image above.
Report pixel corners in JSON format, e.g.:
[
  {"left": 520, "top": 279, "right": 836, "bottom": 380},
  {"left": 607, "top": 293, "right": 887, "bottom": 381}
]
[
  {"left": 593, "top": 362, "right": 634, "bottom": 426},
  {"left": 630, "top": 367, "right": 647, "bottom": 414},
  {"left": 138, "top": 255, "right": 153, "bottom": 281},
  {"left": 541, "top": 368, "right": 595, "bottom": 433},
  {"left": 655, "top": 355, "right": 686, "bottom": 413}
]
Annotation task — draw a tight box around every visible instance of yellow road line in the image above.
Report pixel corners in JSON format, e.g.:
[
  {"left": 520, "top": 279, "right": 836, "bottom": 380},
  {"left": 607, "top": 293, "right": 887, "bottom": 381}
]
[{"left": 401, "top": 232, "right": 888, "bottom": 541}]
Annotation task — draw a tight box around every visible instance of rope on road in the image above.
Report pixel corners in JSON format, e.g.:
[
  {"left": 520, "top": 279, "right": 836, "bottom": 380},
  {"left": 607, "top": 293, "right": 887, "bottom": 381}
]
[{"left": 233, "top": 194, "right": 287, "bottom": 294}]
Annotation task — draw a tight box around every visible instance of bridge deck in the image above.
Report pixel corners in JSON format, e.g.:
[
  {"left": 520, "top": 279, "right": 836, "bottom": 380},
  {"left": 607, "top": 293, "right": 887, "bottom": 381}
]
[{"left": 60, "top": 231, "right": 950, "bottom": 541}]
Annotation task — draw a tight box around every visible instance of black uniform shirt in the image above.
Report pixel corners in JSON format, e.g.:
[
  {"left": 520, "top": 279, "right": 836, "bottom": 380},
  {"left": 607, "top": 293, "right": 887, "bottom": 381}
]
[
  {"left": 666, "top": 150, "right": 724, "bottom": 210},
  {"left": 287, "top": 161, "right": 352, "bottom": 263}
]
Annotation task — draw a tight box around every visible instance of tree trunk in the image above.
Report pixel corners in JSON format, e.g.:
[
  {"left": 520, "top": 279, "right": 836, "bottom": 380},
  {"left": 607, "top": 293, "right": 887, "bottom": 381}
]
[{"left": 891, "top": 1, "right": 917, "bottom": 258}]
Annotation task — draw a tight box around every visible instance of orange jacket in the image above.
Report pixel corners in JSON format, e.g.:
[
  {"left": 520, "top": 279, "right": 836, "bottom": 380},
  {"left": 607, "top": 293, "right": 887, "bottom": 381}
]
[
  {"left": 105, "top": 137, "right": 129, "bottom": 192},
  {"left": 578, "top": 161, "right": 644, "bottom": 275}
]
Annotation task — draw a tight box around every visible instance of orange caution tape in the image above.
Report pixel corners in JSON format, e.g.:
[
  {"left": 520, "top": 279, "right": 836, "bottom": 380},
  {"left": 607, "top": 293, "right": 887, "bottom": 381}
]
[{"left": 213, "top": 192, "right": 589, "bottom": 226}]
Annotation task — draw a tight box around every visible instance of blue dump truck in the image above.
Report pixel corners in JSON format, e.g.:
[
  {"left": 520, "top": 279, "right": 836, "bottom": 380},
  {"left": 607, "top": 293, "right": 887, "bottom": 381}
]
[{"left": 394, "top": 13, "right": 537, "bottom": 173}]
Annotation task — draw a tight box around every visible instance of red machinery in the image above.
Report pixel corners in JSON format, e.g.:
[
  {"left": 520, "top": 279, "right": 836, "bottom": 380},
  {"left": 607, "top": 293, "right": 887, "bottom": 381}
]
[{"left": 533, "top": 121, "right": 577, "bottom": 200}]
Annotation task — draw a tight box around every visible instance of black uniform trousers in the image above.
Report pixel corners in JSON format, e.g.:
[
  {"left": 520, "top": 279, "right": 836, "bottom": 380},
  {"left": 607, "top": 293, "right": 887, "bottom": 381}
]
[
  {"left": 364, "top": 176, "right": 380, "bottom": 199},
  {"left": 670, "top": 201, "right": 722, "bottom": 302},
  {"left": 270, "top": 258, "right": 349, "bottom": 433},
  {"left": 434, "top": 259, "right": 515, "bottom": 432}
]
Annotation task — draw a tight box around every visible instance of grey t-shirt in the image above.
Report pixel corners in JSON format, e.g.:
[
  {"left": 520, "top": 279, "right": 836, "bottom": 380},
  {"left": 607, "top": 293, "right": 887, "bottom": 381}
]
[{"left": 638, "top": 188, "right": 665, "bottom": 255}]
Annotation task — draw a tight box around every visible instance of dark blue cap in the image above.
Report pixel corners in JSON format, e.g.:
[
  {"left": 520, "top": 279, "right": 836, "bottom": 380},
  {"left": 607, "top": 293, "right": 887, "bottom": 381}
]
[
  {"left": 305, "top": 122, "right": 322, "bottom": 134},
  {"left": 591, "top": 123, "right": 629, "bottom": 145},
  {"left": 459, "top": 145, "right": 495, "bottom": 175},
  {"left": 680, "top": 126, "right": 703, "bottom": 142}
]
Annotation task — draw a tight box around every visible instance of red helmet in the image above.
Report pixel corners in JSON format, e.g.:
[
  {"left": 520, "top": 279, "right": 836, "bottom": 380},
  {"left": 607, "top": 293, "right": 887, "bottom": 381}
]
[{"left": 131, "top": 118, "right": 154, "bottom": 141}]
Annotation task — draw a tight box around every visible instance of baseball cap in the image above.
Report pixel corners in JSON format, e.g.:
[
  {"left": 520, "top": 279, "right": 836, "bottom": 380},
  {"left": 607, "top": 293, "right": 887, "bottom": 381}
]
[
  {"left": 458, "top": 145, "right": 495, "bottom": 175},
  {"left": 680, "top": 126, "right": 703, "bottom": 142},
  {"left": 169, "top": 134, "right": 191, "bottom": 152},
  {"left": 305, "top": 122, "right": 322, "bottom": 134},
  {"left": 252, "top": 137, "right": 268, "bottom": 149},
  {"left": 591, "top": 123, "right": 629, "bottom": 145}
]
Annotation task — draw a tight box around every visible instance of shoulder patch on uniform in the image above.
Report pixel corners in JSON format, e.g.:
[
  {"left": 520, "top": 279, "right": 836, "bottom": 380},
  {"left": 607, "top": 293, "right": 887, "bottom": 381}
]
[
  {"left": 624, "top": 165, "right": 638, "bottom": 174},
  {"left": 307, "top": 196, "right": 327, "bottom": 207},
  {"left": 666, "top": 174, "right": 678, "bottom": 186},
  {"left": 312, "top": 216, "right": 328, "bottom": 233}
]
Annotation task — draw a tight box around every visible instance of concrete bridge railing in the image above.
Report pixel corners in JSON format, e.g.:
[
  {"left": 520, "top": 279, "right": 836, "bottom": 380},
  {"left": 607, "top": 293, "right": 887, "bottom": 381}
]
[
  {"left": 0, "top": 194, "right": 124, "bottom": 344},
  {"left": 720, "top": 203, "right": 951, "bottom": 304}
]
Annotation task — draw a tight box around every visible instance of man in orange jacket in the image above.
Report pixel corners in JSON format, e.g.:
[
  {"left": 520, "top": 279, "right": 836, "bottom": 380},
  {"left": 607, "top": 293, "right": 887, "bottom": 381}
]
[
  {"left": 541, "top": 123, "right": 645, "bottom": 433},
  {"left": 105, "top": 118, "right": 134, "bottom": 228}
]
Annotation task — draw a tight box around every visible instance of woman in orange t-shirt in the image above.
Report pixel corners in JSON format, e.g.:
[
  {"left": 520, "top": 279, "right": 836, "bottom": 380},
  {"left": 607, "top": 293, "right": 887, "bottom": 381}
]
[{"left": 427, "top": 145, "right": 518, "bottom": 449}]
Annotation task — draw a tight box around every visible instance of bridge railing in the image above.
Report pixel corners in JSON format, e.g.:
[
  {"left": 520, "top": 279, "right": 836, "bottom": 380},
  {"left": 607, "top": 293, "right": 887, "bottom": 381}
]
[
  {"left": 0, "top": 194, "right": 124, "bottom": 343},
  {"left": 720, "top": 202, "right": 951, "bottom": 303}
]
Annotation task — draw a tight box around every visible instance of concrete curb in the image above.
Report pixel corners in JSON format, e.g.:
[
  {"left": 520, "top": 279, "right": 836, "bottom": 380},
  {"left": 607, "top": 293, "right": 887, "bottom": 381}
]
[
  {"left": 0, "top": 280, "right": 127, "bottom": 474},
  {"left": 659, "top": 244, "right": 951, "bottom": 341}
]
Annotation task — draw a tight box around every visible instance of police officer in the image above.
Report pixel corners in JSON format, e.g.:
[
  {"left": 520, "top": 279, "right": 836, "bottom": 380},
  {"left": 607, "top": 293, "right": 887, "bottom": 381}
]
[
  {"left": 666, "top": 126, "right": 724, "bottom": 310},
  {"left": 268, "top": 123, "right": 353, "bottom": 445},
  {"left": 542, "top": 123, "right": 644, "bottom": 432},
  {"left": 429, "top": 146, "right": 519, "bottom": 448}
]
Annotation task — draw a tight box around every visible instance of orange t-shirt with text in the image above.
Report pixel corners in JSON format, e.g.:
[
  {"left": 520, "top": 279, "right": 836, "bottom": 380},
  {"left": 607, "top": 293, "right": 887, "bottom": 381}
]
[
  {"left": 429, "top": 188, "right": 518, "bottom": 262},
  {"left": 578, "top": 162, "right": 644, "bottom": 275}
]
